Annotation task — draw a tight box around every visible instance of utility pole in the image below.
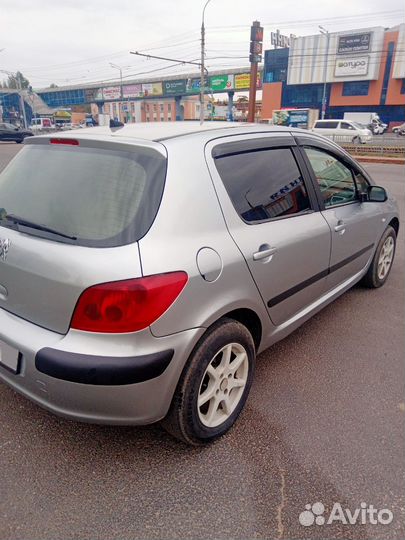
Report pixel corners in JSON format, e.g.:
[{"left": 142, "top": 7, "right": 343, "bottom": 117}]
[
  {"left": 247, "top": 21, "right": 263, "bottom": 123},
  {"left": 200, "top": 0, "right": 212, "bottom": 125},
  {"left": 319, "top": 26, "right": 329, "bottom": 120}
]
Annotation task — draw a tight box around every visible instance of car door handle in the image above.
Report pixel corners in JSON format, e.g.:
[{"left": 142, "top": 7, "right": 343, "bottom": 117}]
[
  {"left": 334, "top": 221, "right": 346, "bottom": 233},
  {"left": 253, "top": 246, "right": 277, "bottom": 261}
]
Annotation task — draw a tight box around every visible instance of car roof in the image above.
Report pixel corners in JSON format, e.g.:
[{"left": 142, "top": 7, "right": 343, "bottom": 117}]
[{"left": 50, "top": 121, "right": 296, "bottom": 143}]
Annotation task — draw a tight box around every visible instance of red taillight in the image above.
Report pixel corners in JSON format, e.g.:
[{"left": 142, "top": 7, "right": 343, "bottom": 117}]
[
  {"left": 70, "top": 272, "right": 188, "bottom": 333},
  {"left": 50, "top": 138, "right": 79, "bottom": 146}
]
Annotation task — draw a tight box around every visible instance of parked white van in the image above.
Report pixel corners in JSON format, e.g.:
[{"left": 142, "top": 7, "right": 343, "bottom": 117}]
[
  {"left": 29, "top": 117, "right": 55, "bottom": 131},
  {"left": 312, "top": 119, "right": 372, "bottom": 144}
]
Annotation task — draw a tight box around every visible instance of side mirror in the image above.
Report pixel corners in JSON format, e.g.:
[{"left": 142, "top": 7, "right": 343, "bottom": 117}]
[{"left": 368, "top": 185, "right": 387, "bottom": 202}]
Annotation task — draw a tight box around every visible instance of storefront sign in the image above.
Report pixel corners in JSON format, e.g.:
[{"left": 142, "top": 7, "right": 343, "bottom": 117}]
[
  {"left": 123, "top": 84, "right": 143, "bottom": 98},
  {"left": 234, "top": 72, "right": 262, "bottom": 90},
  {"left": 209, "top": 74, "right": 234, "bottom": 91},
  {"left": 163, "top": 80, "right": 187, "bottom": 95},
  {"left": 338, "top": 33, "right": 371, "bottom": 54},
  {"left": 334, "top": 56, "right": 369, "bottom": 77}
]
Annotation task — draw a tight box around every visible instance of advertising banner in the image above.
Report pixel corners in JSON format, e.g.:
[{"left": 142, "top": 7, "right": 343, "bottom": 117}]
[
  {"left": 234, "top": 72, "right": 262, "bottom": 90},
  {"left": 334, "top": 56, "right": 369, "bottom": 77},
  {"left": 338, "top": 33, "right": 371, "bottom": 54},
  {"left": 272, "top": 109, "right": 309, "bottom": 128},
  {"left": 123, "top": 84, "right": 143, "bottom": 98},
  {"left": 102, "top": 86, "right": 121, "bottom": 100},
  {"left": 186, "top": 78, "right": 201, "bottom": 93},
  {"left": 142, "top": 82, "right": 163, "bottom": 96},
  {"left": 94, "top": 88, "right": 104, "bottom": 101},
  {"left": 209, "top": 74, "right": 234, "bottom": 91},
  {"left": 84, "top": 88, "right": 96, "bottom": 102},
  {"left": 163, "top": 80, "right": 187, "bottom": 95}
]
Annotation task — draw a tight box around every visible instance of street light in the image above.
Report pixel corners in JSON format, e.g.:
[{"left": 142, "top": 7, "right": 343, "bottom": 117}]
[
  {"left": 200, "top": 0, "right": 213, "bottom": 125},
  {"left": 319, "top": 25, "right": 330, "bottom": 120},
  {"left": 109, "top": 62, "right": 123, "bottom": 98}
]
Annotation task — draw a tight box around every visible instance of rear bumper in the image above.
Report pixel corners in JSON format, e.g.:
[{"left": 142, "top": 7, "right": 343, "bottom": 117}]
[
  {"left": 35, "top": 347, "right": 174, "bottom": 385},
  {"left": 0, "top": 307, "right": 204, "bottom": 425}
]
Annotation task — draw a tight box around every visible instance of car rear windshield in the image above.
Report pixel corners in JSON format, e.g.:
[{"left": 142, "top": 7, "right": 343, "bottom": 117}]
[{"left": 0, "top": 142, "right": 167, "bottom": 247}]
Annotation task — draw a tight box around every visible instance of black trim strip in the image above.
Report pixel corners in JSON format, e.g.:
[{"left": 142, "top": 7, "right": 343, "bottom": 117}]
[
  {"left": 35, "top": 348, "right": 174, "bottom": 385},
  {"left": 267, "top": 243, "right": 374, "bottom": 308},
  {"left": 329, "top": 243, "right": 374, "bottom": 274}
]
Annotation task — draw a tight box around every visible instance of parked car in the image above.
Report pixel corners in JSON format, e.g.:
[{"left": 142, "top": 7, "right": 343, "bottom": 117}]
[
  {"left": 368, "top": 118, "right": 388, "bottom": 135},
  {"left": 312, "top": 119, "right": 373, "bottom": 143},
  {"left": 0, "top": 123, "right": 399, "bottom": 445},
  {"left": 392, "top": 122, "right": 405, "bottom": 136},
  {"left": 0, "top": 122, "right": 34, "bottom": 143},
  {"left": 29, "top": 117, "right": 55, "bottom": 131}
]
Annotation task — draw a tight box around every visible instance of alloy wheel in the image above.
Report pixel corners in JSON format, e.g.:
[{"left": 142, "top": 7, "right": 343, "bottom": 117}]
[{"left": 197, "top": 343, "right": 249, "bottom": 428}]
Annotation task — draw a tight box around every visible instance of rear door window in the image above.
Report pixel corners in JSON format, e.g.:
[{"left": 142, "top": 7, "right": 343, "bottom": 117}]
[
  {"left": 214, "top": 147, "right": 312, "bottom": 223},
  {"left": 0, "top": 142, "right": 167, "bottom": 247}
]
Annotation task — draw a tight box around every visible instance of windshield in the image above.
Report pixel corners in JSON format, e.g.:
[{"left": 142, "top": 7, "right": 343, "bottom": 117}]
[{"left": 0, "top": 143, "right": 167, "bottom": 247}]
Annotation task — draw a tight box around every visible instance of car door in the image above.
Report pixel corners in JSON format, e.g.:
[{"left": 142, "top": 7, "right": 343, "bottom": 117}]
[
  {"left": 339, "top": 121, "right": 358, "bottom": 143},
  {"left": 1, "top": 123, "right": 18, "bottom": 141},
  {"left": 206, "top": 133, "right": 331, "bottom": 327},
  {"left": 299, "top": 139, "right": 381, "bottom": 291},
  {"left": 0, "top": 123, "right": 7, "bottom": 141}
]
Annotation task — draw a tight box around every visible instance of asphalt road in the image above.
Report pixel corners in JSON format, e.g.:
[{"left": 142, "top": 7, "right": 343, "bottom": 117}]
[{"left": 0, "top": 142, "right": 404, "bottom": 540}]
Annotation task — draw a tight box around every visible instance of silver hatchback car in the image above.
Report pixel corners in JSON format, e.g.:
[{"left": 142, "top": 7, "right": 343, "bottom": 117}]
[{"left": 0, "top": 122, "right": 399, "bottom": 445}]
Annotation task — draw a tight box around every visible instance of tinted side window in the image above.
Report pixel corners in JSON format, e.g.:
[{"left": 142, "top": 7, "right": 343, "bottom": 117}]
[
  {"left": 314, "top": 121, "right": 339, "bottom": 129},
  {"left": 304, "top": 147, "right": 357, "bottom": 207},
  {"left": 340, "top": 122, "right": 355, "bottom": 130},
  {"left": 214, "top": 147, "right": 311, "bottom": 223}
]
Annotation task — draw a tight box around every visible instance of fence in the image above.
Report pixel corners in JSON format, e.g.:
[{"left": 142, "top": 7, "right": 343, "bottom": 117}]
[{"left": 326, "top": 134, "right": 405, "bottom": 158}]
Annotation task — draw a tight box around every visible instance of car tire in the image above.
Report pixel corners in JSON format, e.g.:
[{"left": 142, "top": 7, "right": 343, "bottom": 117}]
[
  {"left": 162, "top": 318, "right": 256, "bottom": 445},
  {"left": 362, "top": 226, "right": 396, "bottom": 288},
  {"left": 352, "top": 136, "right": 361, "bottom": 144},
  {"left": 16, "top": 138, "right": 23, "bottom": 144}
]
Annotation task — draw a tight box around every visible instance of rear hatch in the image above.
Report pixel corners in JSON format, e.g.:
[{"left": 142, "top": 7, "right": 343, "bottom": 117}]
[{"left": 0, "top": 136, "right": 167, "bottom": 334}]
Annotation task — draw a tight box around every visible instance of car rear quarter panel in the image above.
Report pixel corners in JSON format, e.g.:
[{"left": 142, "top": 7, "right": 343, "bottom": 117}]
[{"left": 138, "top": 135, "right": 273, "bottom": 339}]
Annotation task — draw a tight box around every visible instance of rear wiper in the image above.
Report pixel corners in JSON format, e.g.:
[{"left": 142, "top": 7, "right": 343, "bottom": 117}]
[{"left": 3, "top": 214, "right": 77, "bottom": 240}]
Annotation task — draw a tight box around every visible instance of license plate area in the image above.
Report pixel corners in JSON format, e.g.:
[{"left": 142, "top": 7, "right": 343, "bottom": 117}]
[{"left": 0, "top": 339, "right": 20, "bottom": 374}]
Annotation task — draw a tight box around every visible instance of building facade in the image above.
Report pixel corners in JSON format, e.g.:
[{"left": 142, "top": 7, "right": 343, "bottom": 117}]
[{"left": 262, "top": 24, "right": 405, "bottom": 126}]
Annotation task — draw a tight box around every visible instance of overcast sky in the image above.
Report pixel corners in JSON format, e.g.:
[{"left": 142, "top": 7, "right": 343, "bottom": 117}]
[{"left": 0, "top": 0, "right": 404, "bottom": 89}]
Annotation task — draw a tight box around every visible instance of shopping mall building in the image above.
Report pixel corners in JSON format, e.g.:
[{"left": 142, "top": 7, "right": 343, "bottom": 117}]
[{"left": 261, "top": 23, "right": 405, "bottom": 126}]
